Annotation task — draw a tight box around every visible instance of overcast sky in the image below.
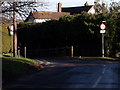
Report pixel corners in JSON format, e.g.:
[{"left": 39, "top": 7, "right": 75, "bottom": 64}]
[{"left": 39, "top": 0, "right": 120, "bottom": 12}]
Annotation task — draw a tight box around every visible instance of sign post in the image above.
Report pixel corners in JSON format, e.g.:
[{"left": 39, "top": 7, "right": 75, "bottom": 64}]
[
  {"left": 102, "top": 33, "right": 104, "bottom": 57},
  {"left": 100, "top": 22, "right": 106, "bottom": 57},
  {"left": 10, "top": 25, "right": 14, "bottom": 36}
]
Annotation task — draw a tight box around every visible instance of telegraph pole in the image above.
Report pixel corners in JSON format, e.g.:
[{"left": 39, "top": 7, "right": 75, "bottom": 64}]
[{"left": 13, "top": 1, "right": 18, "bottom": 57}]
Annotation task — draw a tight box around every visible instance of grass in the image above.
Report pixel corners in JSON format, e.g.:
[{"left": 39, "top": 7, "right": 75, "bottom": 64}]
[
  {"left": 80, "top": 56, "right": 117, "bottom": 60},
  {"left": 99, "top": 57, "right": 116, "bottom": 60},
  {"left": 95, "top": 57, "right": 120, "bottom": 61},
  {"left": 2, "top": 53, "right": 43, "bottom": 83}
]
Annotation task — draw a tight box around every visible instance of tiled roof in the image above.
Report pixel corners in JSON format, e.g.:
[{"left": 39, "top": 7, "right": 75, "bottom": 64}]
[
  {"left": 62, "top": 5, "right": 93, "bottom": 14},
  {"left": 31, "top": 11, "right": 70, "bottom": 20}
]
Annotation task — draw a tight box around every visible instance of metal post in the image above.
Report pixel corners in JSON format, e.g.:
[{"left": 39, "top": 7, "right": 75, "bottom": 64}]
[
  {"left": 102, "top": 33, "right": 104, "bottom": 57},
  {"left": 24, "top": 46, "right": 26, "bottom": 58},
  {"left": 71, "top": 46, "right": 73, "bottom": 57}
]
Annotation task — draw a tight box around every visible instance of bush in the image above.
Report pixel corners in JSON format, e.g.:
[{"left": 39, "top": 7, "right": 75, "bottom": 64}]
[{"left": 1, "top": 24, "right": 12, "bottom": 53}]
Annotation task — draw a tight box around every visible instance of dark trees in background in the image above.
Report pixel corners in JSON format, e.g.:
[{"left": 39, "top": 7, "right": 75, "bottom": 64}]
[
  {"left": 94, "top": 1, "right": 120, "bottom": 14},
  {"left": 94, "top": 0, "right": 108, "bottom": 14}
]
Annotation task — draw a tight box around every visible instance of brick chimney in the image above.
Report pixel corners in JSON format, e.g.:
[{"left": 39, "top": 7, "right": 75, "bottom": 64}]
[
  {"left": 58, "top": 3, "right": 62, "bottom": 12},
  {"left": 84, "top": 1, "right": 89, "bottom": 6}
]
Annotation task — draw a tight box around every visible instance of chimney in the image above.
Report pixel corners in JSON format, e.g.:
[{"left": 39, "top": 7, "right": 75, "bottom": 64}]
[
  {"left": 58, "top": 3, "right": 62, "bottom": 12},
  {"left": 84, "top": 1, "right": 89, "bottom": 6}
]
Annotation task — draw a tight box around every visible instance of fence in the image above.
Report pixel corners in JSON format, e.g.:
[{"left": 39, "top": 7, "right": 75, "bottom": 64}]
[{"left": 24, "top": 46, "right": 73, "bottom": 58}]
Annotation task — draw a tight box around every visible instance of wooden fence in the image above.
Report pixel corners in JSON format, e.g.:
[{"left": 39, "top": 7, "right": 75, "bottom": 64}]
[{"left": 21, "top": 46, "right": 74, "bottom": 58}]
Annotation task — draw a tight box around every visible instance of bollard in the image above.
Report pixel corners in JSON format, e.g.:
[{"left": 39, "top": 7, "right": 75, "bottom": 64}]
[
  {"left": 18, "top": 49, "right": 20, "bottom": 57},
  {"left": 71, "top": 46, "right": 73, "bottom": 57},
  {"left": 24, "top": 46, "right": 26, "bottom": 58}
]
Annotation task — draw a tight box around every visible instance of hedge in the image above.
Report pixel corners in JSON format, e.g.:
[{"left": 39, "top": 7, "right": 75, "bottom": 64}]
[
  {"left": 17, "top": 13, "right": 120, "bottom": 57},
  {"left": 1, "top": 24, "right": 12, "bottom": 53}
]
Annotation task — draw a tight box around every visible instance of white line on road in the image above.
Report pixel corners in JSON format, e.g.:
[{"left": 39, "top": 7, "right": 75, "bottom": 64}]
[
  {"left": 92, "top": 76, "right": 102, "bottom": 88},
  {"left": 102, "top": 68, "right": 106, "bottom": 74},
  {"left": 102, "top": 65, "right": 106, "bottom": 74},
  {"left": 92, "top": 65, "right": 106, "bottom": 88}
]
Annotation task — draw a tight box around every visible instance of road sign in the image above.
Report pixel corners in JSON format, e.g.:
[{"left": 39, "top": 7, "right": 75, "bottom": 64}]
[
  {"left": 10, "top": 25, "right": 14, "bottom": 35},
  {"left": 100, "top": 24, "right": 106, "bottom": 30},
  {"left": 100, "top": 30, "right": 106, "bottom": 33}
]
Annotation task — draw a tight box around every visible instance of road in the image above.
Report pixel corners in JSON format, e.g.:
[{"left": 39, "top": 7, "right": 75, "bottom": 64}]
[{"left": 3, "top": 57, "right": 120, "bottom": 88}]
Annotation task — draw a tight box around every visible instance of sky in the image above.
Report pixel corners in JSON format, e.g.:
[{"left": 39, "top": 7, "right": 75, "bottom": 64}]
[{"left": 39, "top": 0, "right": 120, "bottom": 12}]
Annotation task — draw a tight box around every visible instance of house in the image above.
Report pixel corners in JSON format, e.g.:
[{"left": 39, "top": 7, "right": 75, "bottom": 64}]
[
  {"left": 25, "top": 2, "right": 95, "bottom": 23},
  {"left": 25, "top": 11, "right": 70, "bottom": 23},
  {"left": 62, "top": 2, "right": 96, "bottom": 14}
]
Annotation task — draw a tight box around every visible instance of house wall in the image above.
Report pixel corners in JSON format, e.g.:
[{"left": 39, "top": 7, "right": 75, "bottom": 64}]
[
  {"left": 88, "top": 6, "right": 95, "bottom": 14},
  {"left": 34, "top": 19, "right": 51, "bottom": 23}
]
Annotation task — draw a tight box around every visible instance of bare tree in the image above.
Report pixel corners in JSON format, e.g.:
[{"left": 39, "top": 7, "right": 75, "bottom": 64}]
[
  {"left": 94, "top": 1, "right": 102, "bottom": 14},
  {"left": 1, "top": 1, "right": 48, "bottom": 20},
  {"left": 109, "top": 1, "right": 120, "bottom": 13},
  {"left": 94, "top": 0, "right": 108, "bottom": 14}
]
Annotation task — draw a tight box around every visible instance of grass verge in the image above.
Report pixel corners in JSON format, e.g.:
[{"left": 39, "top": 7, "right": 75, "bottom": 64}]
[{"left": 2, "top": 54, "right": 43, "bottom": 84}]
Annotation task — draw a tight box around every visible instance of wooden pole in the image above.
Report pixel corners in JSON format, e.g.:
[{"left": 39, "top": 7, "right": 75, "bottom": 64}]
[{"left": 13, "top": 2, "right": 17, "bottom": 57}]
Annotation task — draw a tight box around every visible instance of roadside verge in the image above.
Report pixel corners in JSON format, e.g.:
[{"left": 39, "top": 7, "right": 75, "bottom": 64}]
[{"left": 2, "top": 55, "right": 44, "bottom": 85}]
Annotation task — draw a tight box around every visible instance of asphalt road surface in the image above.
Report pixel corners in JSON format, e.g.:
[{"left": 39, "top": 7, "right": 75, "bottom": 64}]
[{"left": 3, "top": 57, "right": 120, "bottom": 89}]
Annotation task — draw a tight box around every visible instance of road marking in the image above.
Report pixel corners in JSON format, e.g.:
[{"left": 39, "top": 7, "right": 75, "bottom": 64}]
[
  {"left": 92, "top": 65, "right": 106, "bottom": 88},
  {"left": 92, "top": 76, "right": 102, "bottom": 88},
  {"left": 102, "top": 68, "right": 106, "bottom": 74},
  {"left": 102, "top": 65, "right": 106, "bottom": 74}
]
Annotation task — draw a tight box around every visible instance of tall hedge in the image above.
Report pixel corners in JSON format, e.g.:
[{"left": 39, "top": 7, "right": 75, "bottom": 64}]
[
  {"left": 18, "top": 13, "right": 120, "bottom": 57},
  {"left": 105, "top": 13, "right": 120, "bottom": 56}
]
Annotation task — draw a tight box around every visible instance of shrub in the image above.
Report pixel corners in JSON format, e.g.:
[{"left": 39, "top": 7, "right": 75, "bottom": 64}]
[{"left": 1, "top": 24, "right": 12, "bottom": 53}]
